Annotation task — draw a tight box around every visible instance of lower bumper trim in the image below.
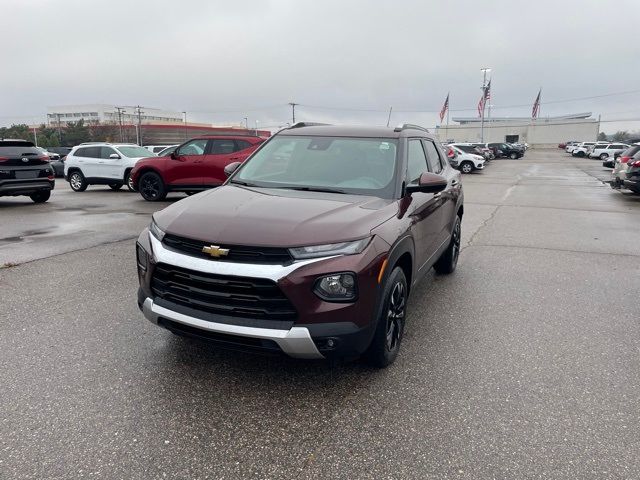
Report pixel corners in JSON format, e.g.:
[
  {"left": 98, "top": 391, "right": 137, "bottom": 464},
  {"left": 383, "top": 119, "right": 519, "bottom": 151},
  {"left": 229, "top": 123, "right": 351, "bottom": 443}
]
[{"left": 142, "top": 297, "right": 324, "bottom": 359}]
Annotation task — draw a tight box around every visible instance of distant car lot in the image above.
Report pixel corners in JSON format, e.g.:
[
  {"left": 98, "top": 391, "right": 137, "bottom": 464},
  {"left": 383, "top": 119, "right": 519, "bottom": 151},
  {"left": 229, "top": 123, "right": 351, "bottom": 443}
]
[{"left": 2, "top": 148, "right": 640, "bottom": 478}]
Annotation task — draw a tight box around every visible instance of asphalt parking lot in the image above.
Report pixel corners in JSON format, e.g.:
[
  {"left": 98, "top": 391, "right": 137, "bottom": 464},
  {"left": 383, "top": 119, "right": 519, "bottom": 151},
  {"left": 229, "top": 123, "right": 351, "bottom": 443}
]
[{"left": 1, "top": 150, "right": 639, "bottom": 479}]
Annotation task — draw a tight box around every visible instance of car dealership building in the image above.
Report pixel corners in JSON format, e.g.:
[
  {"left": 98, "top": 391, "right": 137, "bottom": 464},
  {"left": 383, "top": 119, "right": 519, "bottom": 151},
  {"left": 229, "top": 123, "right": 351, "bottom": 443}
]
[{"left": 436, "top": 112, "right": 600, "bottom": 147}]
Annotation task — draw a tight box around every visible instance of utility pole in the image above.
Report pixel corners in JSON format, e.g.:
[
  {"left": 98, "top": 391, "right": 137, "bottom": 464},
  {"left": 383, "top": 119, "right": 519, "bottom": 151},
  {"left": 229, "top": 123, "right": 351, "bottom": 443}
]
[
  {"left": 288, "top": 102, "right": 297, "bottom": 124},
  {"left": 135, "top": 106, "right": 143, "bottom": 145},
  {"left": 243, "top": 117, "right": 248, "bottom": 131},
  {"left": 56, "top": 113, "right": 62, "bottom": 144},
  {"left": 386, "top": 106, "right": 393, "bottom": 127},
  {"left": 479, "top": 67, "right": 491, "bottom": 143},
  {"left": 182, "top": 111, "right": 187, "bottom": 142},
  {"left": 115, "top": 107, "right": 125, "bottom": 142},
  {"left": 33, "top": 126, "right": 38, "bottom": 147}
]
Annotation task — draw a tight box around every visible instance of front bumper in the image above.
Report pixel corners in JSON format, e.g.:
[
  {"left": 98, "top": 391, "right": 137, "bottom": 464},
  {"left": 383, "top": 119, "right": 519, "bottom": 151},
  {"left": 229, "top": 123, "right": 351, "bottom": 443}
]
[
  {"left": 141, "top": 296, "right": 324, "bottom": 359},
  {"left": 136, "top": 230, "right": 388, "bottom": 360}
]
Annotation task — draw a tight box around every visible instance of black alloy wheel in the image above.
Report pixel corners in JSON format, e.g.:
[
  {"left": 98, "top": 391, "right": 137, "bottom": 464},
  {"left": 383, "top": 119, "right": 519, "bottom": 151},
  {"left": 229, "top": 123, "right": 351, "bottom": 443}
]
[
  {"left": 139, "top": 172, "right": 167, "bottom": 201},
  {"left": 434, "top": 215, "right": 461, "bottom": 274},
  {"left": 385, "top": 281, "right": 406, "bottom": 353},
  {"left": 364, "top": 267, "right": 408, "bottom": 368}
]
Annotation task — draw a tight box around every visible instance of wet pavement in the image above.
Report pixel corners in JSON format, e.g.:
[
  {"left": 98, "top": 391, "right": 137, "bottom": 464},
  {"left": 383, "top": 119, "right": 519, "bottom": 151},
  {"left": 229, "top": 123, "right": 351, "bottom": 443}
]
[{"left": 1, "top": 150, "right": 639, "bottom": 479}]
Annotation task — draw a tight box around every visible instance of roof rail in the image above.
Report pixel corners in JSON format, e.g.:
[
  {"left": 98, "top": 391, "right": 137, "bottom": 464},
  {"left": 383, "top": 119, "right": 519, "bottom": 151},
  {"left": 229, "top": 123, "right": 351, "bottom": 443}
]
[
  {"left": 393, "top": 123, "right": 429, "bottom": 133},
  {"left": 79, "top": 142, "right": 108, "bottom": 145},
  {"left": 288, "top": 122, "right": 332, "bottom": 129}
]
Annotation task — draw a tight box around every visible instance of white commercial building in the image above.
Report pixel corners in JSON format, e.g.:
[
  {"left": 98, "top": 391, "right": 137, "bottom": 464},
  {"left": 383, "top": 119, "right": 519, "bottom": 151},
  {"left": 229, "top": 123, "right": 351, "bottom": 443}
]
[
  {"left": 46, "top": 104, "right": 183, "bottom": 126},
  {"left": 436, "top": 112, "right": 599, "bottom": 148}
]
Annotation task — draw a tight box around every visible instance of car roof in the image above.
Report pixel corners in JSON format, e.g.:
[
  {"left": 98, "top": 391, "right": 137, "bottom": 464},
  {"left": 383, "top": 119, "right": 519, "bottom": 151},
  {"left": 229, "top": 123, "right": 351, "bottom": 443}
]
[
  {"left": 192, "top": 135, "right": 267, "bottom": 140},
  {"left": 277, "top": 124, "right": 436, "bottom": 140}
]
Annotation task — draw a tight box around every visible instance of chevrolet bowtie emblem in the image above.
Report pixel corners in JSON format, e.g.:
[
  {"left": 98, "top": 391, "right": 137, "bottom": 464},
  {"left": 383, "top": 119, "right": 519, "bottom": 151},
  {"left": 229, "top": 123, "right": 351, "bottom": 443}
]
[{"left": 202, "top": 245, "right": 230, "bottom": 258}]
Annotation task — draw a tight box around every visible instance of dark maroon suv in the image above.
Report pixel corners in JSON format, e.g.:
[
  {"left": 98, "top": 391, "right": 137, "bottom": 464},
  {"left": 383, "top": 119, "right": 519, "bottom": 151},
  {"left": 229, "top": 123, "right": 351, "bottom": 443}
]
[{"left": 136, "top": 123, "right": 463, "bottom": 367}]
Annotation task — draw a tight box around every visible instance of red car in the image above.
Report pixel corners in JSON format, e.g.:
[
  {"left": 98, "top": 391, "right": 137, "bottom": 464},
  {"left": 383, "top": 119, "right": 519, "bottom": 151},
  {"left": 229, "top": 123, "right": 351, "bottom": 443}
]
[{"left": 131, "top": 135, "right": 266, "bottom": 201}]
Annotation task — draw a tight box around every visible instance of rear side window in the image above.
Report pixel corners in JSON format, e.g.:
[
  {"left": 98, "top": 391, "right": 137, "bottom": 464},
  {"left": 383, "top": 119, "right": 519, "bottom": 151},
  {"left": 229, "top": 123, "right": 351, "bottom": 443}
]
[
  {"left": 74, "top": 146, "right": 101, "bottom": 158},
  {"left": 235, "top": 140, "right": 252, "bottom": 151},
  {"left": 407, "top": 139, "right": 428, "bottom": 184},
  {"left": 210, "top": 139, "right": 236, "bottom": 155},
  {"left": 423, "top": 140, "right": 443, "bottom": 174}
]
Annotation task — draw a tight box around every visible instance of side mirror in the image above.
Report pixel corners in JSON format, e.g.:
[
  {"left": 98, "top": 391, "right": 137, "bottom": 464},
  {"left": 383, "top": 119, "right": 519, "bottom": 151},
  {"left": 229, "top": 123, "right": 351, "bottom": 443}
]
[
  {"left": 170, "top": 151, "right": 179, "bottom": 159},
  {"left": 224, "top": 161, "right": 242, "bottom": 177},
  {"left": 406, "top": 172, "right": 448, "bottom": 195},
  {"left": 109, "top": 153, "right": 120, "bottom": 159}
]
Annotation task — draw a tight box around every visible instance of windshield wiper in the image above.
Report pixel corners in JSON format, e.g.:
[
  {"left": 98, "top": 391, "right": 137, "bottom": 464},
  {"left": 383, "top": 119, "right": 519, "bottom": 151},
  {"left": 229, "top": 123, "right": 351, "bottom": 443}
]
[
  {"left": 229, "top": 179, "right": 259, "bottom": 187},
  {"left": 282, "top": 186, "right": 346, "bottom": 194}
]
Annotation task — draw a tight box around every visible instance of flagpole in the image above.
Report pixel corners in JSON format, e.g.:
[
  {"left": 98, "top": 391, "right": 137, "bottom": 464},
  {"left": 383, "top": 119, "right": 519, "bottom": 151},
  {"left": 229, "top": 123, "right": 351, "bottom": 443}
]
[
  {"left": 538, "top": 88, "right": 542, "bottom": 119},
  {"left": 480, "top": 68, "right": 491, "bottom": 142}
]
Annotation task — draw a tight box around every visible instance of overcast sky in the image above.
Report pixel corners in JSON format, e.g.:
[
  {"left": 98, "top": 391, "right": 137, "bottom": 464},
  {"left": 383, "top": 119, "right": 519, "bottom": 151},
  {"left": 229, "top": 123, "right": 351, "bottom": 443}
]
[{"left": 2, "top": 0, "right": 639, "bottom": 132}]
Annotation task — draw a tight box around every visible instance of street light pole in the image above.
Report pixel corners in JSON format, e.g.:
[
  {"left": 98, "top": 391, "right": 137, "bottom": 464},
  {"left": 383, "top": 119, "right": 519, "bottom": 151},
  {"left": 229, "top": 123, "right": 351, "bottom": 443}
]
[
  {"left": 288, "top": 102, "right": 297, "bottom": 124},
  {"left": 480, "top": 67, "right": 491, "bottom": 143},
  {"left": 182, "top": 111, "right": 187, "bottom": 142},
  {"left": 115, "top": 107, "right": 125, "bottom": 142}
]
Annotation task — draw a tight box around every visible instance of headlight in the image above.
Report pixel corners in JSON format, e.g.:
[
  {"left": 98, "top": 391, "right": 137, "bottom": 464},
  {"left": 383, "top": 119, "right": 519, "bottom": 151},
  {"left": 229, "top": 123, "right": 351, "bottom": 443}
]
[
  {"left": 289, "top": 237, "right": 371, "bottom": 260},
  {"left": 136, "top": 242, "right": 148, "bottom": 270},
  {"left": 314, "top": 273, "right": 357, "bottom": 302},
  {"left": 149, "top": 218, "right": 165, "bottom": 241}
]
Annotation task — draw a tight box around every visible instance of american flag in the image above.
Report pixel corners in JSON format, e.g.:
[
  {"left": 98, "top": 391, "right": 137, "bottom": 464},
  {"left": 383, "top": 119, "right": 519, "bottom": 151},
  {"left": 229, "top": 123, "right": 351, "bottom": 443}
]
[
  {"left": 477, "top": 80, "right": 491, "bottom": 117},
  {"left": 439, "top": 93, "right": 449, "bottom": 122},
  {"left": 532, "top": 89, "right": 542, "bottom": 119}
]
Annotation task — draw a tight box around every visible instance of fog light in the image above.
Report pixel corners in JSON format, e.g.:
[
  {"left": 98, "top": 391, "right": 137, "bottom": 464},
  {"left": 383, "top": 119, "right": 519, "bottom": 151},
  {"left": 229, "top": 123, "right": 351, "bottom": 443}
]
[
  {"left": 314, "top": 273, "right": 357, "bottom": 302},
  {"left": 136, "top": 242, "right": 148, "bottom": 271}
]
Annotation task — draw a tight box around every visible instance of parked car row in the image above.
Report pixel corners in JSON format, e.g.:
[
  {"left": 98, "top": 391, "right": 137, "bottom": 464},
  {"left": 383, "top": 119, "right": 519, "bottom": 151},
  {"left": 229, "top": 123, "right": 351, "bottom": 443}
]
[
  {"left": 563, "top": 140, "right": 630, "bottom": 159},
  {"left": 606, "top": 144, "right": 640, "bottom": 195}
]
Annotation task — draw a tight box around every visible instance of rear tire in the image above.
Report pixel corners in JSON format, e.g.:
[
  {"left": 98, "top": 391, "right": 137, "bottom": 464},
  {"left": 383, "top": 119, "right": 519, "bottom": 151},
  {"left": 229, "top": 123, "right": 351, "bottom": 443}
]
[
  {"left": 109, "top": 183, "right": 123, "bottom": 190},
  {"left": 29, "top": 191, "right": 51, "bottom": 203},
  {"left": 364, "top": 267, "right": 408, "bottom": 368},
  {"left": 509, "top": 152, "right": 518, "bottom": 159},
  {"left": 138, "top": 171, "right": 167, "bottom": 201},
  {"left": 69, "top": 171, "right": 87, "bottom": 192},
  {"left": 600, "top": 153, "right": 609, "bottom": 160},
  {"left": 434, "top": 215, "right": 461, "bottom": 274},
  {"left": 460, "top": 161, "right": 474, "bottom": 174}
]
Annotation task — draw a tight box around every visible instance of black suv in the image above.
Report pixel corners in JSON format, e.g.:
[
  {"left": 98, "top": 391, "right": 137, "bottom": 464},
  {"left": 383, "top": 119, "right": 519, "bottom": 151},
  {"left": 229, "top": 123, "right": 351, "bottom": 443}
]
[
  {"left": 0, "top": 140, "right": 55, "bottom": 203},
  {"left": 487, "top": 142, "right": 524, "bottom": 159}
]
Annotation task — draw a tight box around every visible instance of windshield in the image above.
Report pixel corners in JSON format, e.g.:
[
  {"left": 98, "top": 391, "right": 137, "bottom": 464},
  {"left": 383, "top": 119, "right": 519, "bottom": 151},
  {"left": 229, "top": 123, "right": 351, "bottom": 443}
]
[
  {"left": 116, "top": 146, "right": 156, "bottom": 158},
  {"left": 233, "top": 136, "right": 398, "bottom": 198}
]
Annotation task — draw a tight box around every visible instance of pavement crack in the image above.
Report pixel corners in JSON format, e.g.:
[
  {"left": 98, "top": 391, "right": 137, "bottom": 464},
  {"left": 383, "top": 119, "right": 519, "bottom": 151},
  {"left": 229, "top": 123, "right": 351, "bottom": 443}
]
[
  {"left": 466, "top": 243, "right": 640, "bottom": 258},
  {"left": 462, "top": 204, "right": 501, "bottom": 252}
]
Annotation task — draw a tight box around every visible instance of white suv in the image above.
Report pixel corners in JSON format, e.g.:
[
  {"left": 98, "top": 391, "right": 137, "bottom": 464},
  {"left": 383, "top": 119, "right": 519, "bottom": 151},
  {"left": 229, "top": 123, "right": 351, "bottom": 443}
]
[
  {"left": 449, "top": 145, "right": 485, "bottom": 173},
  {"left": 64, "top": 143, "right": 155, "bottom": 191},
  {"left": 588, "top": 143, "right": 629, "bottom": 160}
]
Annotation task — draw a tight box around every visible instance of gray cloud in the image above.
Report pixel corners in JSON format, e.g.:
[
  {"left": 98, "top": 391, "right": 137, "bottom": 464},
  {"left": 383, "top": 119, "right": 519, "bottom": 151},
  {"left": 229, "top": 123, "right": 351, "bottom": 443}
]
[{"left": 1, "top": 0, "right": 639, "bottom": 132}]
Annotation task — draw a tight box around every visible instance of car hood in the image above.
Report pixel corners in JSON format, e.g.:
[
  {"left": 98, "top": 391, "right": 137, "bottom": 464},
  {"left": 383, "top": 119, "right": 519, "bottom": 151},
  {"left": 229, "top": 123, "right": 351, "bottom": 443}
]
[{"left": 154, "top": 185, "right": 398, "bottom": 247}]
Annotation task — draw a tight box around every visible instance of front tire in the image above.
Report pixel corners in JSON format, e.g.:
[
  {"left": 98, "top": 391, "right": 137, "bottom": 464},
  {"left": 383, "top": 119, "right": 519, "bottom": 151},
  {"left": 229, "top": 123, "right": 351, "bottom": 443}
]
[
  {"left": 125, "top": 171, "right": 135, "bottom": 191},
  {"left": 460, "top": 161, "right": 474, "bottom": 174},
  {"left": 69, "top": 171, "right": 87, "bottom": 192},
  {"left": 364, "top": 267, "right": 408, "bottom": 368},
  {"left": 138, "top": 171, "right": 167, "bottom": 201},
  {"left": 434, "top": 215, "right": 461, "bottom": 274},
  {"left": 510, "top": 152, "right": 518, "bottom": 159},
  {"left": 29, "top": 190, "right": 51, "bottom": 203}
]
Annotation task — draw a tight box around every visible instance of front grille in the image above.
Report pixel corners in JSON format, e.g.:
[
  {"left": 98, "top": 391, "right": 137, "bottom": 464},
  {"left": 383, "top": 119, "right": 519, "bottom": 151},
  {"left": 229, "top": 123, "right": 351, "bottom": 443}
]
[
  {"left": 163, "top": 233, "right": 293, "bottom": 264},
  {"left": 151, "top": 263, "right": 297, "bottom": 321}
]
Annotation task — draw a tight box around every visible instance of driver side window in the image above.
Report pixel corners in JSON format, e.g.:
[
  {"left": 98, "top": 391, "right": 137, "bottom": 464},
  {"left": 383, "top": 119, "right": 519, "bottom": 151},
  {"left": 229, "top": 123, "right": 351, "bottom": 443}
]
[
  {"left": 177, "top": 139, "right": 207, "bottom": 156},
  {"left": 100, "top": 147, "right": 117, "bottom": 159},
  {"left": 407, "top": 139, "right": 428, "bottom": 185}
]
